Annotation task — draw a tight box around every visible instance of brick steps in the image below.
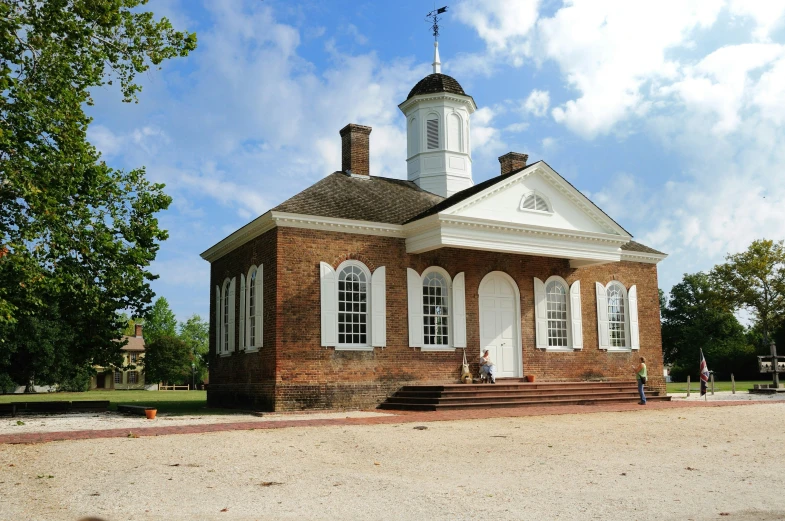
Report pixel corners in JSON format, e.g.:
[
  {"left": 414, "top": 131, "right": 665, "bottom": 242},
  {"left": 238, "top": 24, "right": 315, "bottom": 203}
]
[{"left": 378, "top": 380, "right": 670, "bottom": 411}]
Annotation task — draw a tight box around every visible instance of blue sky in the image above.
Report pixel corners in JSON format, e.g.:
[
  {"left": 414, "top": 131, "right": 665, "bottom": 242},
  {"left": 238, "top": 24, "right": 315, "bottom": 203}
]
[{"left": 86, "top": 0, "right": 785, "bottom": 322}]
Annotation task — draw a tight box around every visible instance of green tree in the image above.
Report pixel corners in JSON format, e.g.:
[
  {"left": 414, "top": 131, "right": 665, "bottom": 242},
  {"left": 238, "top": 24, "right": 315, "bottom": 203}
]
[
  {"left": 662, "top": 272, "right": 756, "bottom": 381},
  {"left": 143, "top": 297, "right": 177, "bottom": 345},
  {"left": 710, "top": 239, "right": 785, "bottom": 349},
  {"left": 178, "top": 314, "right": 209, "bottom": 384},
  {"left": 0, "top": 1, "right": 196, "bottom": 373},
  {"left": 141, "top": 335, "right": 192, "bottom": 385}
]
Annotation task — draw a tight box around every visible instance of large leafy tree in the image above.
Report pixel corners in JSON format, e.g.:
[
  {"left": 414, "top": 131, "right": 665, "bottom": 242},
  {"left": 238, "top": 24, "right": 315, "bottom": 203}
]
[
  {"left": 710, "top": 239, "right": 785, "bottom": 349},
  {"left": 143, "top": 296, "right": 177, "bottom": 345},
  {"left": 142, "top": 335, "right": 191, "bottom": 385},
  {"left": 178, "top": 314, "right": 208, "bottom": 383},
  {"left": 0, "top": 1, "right": 196, "bottom": 373},
  {"left": 662, "top": 272, "right": 756, "bottom": 381}
]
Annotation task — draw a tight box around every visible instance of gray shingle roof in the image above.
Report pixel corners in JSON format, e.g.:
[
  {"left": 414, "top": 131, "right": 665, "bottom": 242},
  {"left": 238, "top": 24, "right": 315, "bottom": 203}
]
[
  {"left": 620, "top": 241, "right": 665, "bottom": 255},
  {"left": 407, "top": 73, "right": 468, "bottom": 100},
  {"left": 273, "top": 172, "right": 444, "bottom": 225},
  {"left": 272, "top": 172, "right": 665, "bottom": 256}
]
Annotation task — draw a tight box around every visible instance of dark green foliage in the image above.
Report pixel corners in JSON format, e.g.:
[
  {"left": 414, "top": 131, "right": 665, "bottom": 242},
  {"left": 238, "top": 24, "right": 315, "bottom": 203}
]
[
  {"left": 663, "top": 273, "right": 756, "bottom": 381},
  {"left": 0, "top": 372, "right": 16, "bottom": 394},
  {"left": 57, "top": 363, "right": 93, "bottom": 392},
  {"left": 141, "top": 335, "right": 192, "bottom": 385},
  {"left": 143, "top": 297, "right": 177, "bottom": 345},
  {"left": 0, "top": 1, "right": 196, "bottom": 379}
]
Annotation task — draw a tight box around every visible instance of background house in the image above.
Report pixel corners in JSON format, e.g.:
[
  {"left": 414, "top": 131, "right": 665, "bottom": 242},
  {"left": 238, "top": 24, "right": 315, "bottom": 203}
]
[{"left": 90, "top": 324, "right": 156, "bottom": 390}]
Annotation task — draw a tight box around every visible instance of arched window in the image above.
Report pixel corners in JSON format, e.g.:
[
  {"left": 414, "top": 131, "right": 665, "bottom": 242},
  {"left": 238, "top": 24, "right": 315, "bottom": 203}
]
[
  {"left": 338, "top": 263, "right": 369, "bottom": 346},
  {"left": 606, "top": 282, "right": 627, "bottom": 349},
  {"left": 520, "top": 191, "right": 552, "bottom": 212},
  {"left": 248, "top": 267, "right": 257, "bottom": 347},
  {"left": 426, "top": 114, "right": 439, "bottom": 150},
  {"left": 546, "top": 280, "right": 568, "bottom": 348},
  {"left": 423, "top": 271, "right": 449, "bottom": 346},
  {"left": 221, "top": 278, "right": 232, "bottom": 354},
  {"left": 534, "top": 277, "right": 582, "bottom": 351}
]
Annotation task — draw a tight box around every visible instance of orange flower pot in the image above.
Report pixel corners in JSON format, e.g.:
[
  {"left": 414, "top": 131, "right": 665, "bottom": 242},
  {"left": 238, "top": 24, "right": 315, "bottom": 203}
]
[
  {"left": 526, "top": 375, "right": 536, "bottom": 383},
  {"left": 144, "top": 409, "right": 157, "bottom": 420}
]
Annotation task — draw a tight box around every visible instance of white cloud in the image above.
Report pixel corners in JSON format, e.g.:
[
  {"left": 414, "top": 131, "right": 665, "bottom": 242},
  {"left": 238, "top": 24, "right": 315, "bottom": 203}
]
[
  {"left": 728, "top": 0, "right": 785, "bottom": 41},
  {"left": 522, "top": 89, "right": 550, "bottom": 117},
  {"left": 454, "top": 0, "right": 540, "bottom": 65}
]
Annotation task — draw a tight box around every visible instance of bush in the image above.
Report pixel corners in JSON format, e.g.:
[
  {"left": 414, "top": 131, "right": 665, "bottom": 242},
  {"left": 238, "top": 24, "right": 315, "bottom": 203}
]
[
  {"left": 0, "top": 373, "right": 17, "bottom": 394},
  {"left": 58, "top": 365, "right": 93, "bottom": 392}
]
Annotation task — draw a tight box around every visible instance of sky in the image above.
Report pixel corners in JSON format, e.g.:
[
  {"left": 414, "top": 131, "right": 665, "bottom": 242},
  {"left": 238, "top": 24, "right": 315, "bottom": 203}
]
[{"left": 86, "top": 0, "right": 785, "bottom": 323}]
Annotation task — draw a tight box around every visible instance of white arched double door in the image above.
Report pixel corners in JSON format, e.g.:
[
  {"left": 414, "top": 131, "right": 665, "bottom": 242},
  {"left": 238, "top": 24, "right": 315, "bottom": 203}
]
[{"left": 478, "top": 272, "right": 522, "bottom": 379}]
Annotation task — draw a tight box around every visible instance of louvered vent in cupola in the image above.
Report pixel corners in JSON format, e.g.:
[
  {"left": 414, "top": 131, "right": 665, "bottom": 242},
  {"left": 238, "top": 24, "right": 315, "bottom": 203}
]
[
  {"left": 426, "top": 117, "right": 439, "bottom": 150},
  {"left": 520, "top": 192, "right": 551, "bottom": 212}
]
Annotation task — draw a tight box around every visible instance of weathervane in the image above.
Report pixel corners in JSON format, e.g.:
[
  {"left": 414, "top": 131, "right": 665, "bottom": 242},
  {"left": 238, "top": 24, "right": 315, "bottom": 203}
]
[
  {"left": 425, "top": 6, "right": 447, "bottom": 74},
  {"left": 426, "top": 6, "right": 448, "bottom": 41}
]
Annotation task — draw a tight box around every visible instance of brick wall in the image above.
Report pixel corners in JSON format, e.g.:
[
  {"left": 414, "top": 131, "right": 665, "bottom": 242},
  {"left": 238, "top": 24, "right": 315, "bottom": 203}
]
[
  {"left": 208, "top": 226, "right": 665, "bottom": 411},
  {"left": 208, "top": 228, "right": 278, "bottom": 410}
]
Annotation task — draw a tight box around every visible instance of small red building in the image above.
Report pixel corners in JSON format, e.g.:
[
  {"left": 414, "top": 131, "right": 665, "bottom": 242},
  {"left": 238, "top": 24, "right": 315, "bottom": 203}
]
[{"left": 201, "top": 58, "right": 666, "bottom": 411}]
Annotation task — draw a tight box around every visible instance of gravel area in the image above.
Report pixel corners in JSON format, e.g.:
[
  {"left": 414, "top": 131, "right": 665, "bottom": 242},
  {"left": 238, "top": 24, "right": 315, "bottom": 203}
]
[
  {"left": 669, "top": 390, "right": 785, "bottom": 402},
  {"left": 0, "top": 410, "right": 391, "bottom": 435},
  {"left": 1, "top": 403, "right": 784, "bottom": 521}
]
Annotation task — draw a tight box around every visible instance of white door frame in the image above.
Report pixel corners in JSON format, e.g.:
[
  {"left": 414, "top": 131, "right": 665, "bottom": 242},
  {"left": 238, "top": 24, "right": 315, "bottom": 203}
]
[{"left": 478, "top": 271, "right": 523, "bottom": 378}]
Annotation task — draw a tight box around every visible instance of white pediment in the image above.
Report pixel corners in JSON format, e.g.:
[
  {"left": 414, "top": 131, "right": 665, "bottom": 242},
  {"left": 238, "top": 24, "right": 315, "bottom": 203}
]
[
  {"left": 403, "top": 162, "right": 632, "bottom": 266},
  {"left": 445, "top": 162, "right": 628, "bottom": 237}
]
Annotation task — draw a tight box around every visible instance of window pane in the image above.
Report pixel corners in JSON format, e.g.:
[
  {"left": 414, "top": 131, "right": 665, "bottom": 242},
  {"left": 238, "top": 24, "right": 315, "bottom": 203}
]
[
  {"left": 338, "top": 265, "right": 369, "bottom": 345},
  {"left": 422, "top": 272, "right": 449, "bottom": 345},
  {"left": 546, "top": 281, "right": 569, "bottom": 347}
]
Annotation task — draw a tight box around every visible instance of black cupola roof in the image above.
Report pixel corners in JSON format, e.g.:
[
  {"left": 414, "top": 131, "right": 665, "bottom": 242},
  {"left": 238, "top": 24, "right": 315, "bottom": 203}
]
[{"left": 406, "top": 73, "right": 467, "bottom": 100}]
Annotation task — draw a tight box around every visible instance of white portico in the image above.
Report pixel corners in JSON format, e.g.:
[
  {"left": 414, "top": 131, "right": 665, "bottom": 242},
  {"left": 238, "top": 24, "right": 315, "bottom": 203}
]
[{"left": 398, "top": 42, "right": 476, "bottom": 198}]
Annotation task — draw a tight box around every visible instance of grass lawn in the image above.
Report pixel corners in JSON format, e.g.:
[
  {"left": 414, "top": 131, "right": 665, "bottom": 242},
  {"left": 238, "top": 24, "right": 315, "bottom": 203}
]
[
  {"left": 0, "top": 390, "right": 240, "bottom": 415},
  {"left": 666, "top": 380, "right": 775, "bottom": 393}
]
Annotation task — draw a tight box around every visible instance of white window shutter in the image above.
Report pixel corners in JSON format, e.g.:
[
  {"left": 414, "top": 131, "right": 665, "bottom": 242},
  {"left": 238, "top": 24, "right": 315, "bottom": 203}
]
[
  {"left": 320, "top": 262, "right": 337, "bottom": 347},
  {"left": 228, "top": 277, "right": 236, "bottom": 353},
  {"left": 214, "top": 285, "right": 220, "bottom": 355},
  {"left": 407, "top": 268, "right": 423, "bottom": 348},
  {"left": 371, "top": 266, "right": 386, "bottom": 347},
  {"left": 239, "top": 274, "right": 246, "bottom": 351},
  {"left": 570, "top": 280, "right": 583, "bottom": 350},
  {"left": 596, "top": 282, "right": 610, "bottom": 350},
  {"left": 628, "top": 285, "right": 640, "bottom": 350},
  {"left": 255, "top": 265, "right": 264, "bottom": 348},
  {"left": 534, "top": 277, "right": 547, "bottom": 349},
  {"left": 452, "top": 272, "right": 467, "bottom": 348}
]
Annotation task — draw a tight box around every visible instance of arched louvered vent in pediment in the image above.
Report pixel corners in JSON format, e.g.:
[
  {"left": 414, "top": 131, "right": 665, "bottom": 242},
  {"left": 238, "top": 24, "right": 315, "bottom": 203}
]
[{"left": 520, "top": 191, "right": 552, "bottom": 213}]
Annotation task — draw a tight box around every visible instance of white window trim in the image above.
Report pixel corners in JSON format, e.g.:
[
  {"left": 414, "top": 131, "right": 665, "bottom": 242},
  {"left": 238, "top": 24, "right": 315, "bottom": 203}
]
[
  {"left": 519, "top": 190, "right": 554, "bottom": 215},
  {"left": 420, "top": 266, "right": 454, "bottom": 352},
  {"left": 543, "top": 276, "right": 573, "bottom": 352},
  {"left": 220, "top": 278, "right": 232, "bottom": 357},
  {"left": 245, "top": 265, "right": 263, "bottom": 352},
  {"left": 335, "top": 260, "right": 373, "bottom": 351},
  {"left": 603, "top": 281, "right": 632, "bottom": 352}
]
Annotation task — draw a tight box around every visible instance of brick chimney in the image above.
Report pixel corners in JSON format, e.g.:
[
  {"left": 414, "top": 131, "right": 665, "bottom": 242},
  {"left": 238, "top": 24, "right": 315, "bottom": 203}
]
[
  {"left": 340, "top": 124, "right": 372, "bottom": 176},
  {"left": 498, "top": 152, "right": 529, "bottom": 176},
  {"left": 135, "top": 323, "right": 143, "bottom": 338}
]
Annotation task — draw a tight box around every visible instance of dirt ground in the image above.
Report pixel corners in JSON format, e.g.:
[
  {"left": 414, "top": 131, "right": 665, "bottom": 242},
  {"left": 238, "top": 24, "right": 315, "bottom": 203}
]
[{"left": 1, "top": 402, "right": 784, "bottom": 521}]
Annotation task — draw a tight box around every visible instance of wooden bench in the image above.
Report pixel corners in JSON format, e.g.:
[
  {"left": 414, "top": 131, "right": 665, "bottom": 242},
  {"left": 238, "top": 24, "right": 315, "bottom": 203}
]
[
  {"left": 117, "top": 404, "right": 156, "bottom": 416},
  {"left": 70, "top": 400, "right": 110, "bottom": 412},
  {"left": 0, "top": 403, "right": 16, "bottom": 417},
  {"left": 17, "top": 401, "right": 72, "bottom": 413}
]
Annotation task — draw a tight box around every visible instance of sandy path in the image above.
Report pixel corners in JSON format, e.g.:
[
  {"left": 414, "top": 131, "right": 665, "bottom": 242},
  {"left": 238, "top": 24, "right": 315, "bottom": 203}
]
[{"left": 1, "top": 403, "right": 784, "bottom": 521}]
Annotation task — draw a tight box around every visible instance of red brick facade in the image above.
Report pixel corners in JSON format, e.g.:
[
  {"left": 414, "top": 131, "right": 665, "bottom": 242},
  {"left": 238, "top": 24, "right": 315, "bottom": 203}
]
[{"left": 209, "top": 226, "right": 664, "bottom": 411}]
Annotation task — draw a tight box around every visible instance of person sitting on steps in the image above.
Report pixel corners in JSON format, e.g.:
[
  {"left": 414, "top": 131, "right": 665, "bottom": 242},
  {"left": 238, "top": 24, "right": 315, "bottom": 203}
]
[{"left": 479, "top": 349, "right": 496, "bottom": 384}]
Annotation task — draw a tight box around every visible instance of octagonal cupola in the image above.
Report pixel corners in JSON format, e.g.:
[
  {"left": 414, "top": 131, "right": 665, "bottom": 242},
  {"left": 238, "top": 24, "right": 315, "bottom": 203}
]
[{"left": 398, "top": 42, "right": 477, "bottom": 198}]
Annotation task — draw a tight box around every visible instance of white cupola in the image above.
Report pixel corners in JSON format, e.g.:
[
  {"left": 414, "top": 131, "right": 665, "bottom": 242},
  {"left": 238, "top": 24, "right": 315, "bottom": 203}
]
[{"left": 398, "top": 42, "right": 477, "bottom": 198}]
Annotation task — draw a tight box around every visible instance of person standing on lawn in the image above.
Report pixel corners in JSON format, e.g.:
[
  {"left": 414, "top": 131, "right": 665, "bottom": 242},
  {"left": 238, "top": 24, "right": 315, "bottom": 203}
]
[{"left": 635, "top": 357, "right": 647, "bottom": 405}]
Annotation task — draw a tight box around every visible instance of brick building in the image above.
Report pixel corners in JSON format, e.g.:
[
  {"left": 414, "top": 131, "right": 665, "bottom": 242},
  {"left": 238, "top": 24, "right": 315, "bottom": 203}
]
[{"left": 201, "top": 45, "right": 666, "bottom": 411}]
